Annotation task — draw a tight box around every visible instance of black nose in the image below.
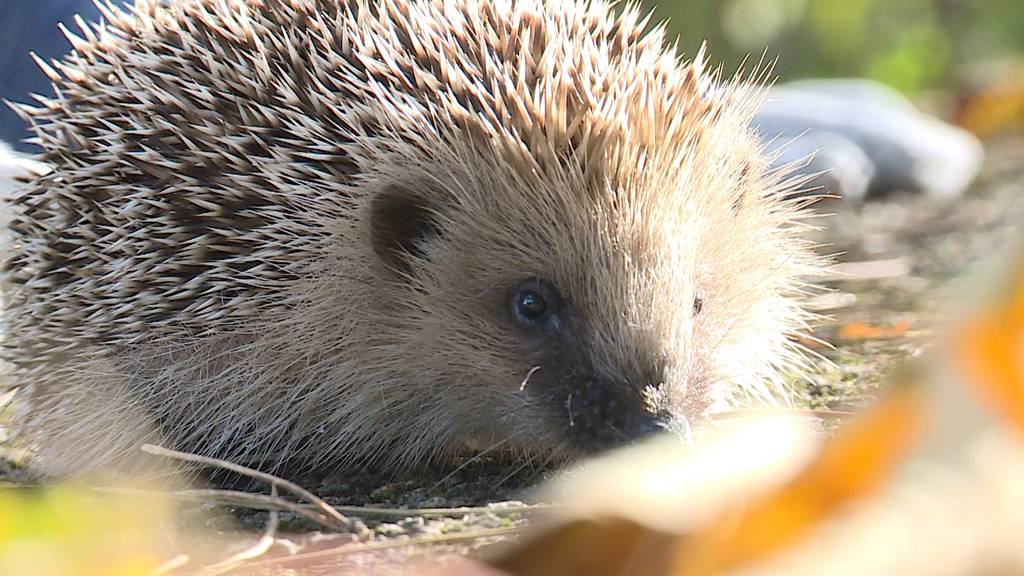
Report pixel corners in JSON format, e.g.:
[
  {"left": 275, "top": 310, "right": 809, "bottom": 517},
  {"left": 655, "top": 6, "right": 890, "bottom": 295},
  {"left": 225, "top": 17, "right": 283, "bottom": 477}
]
[
  {"left": 620, "top": 411, "right": 668, "bottom": 441},
  {"left": 570, "top": 409, "right": 683, "bottom": 455},
  {"left": 560, "top": 381, "right": 687, "bottom": 455}
]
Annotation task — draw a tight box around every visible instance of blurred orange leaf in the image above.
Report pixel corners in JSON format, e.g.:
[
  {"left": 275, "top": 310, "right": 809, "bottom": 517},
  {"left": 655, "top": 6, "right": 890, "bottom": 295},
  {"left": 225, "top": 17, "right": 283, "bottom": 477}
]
[
  {"left": 672, "top": 383, "right": 925, "bottom": 576},
  {"left": 837, "top": 320, "right": 912, "bottom": 341},
  {"left": 491, "top": 386, "right": 925, "bottom": 576},
  {"left": 956, "top": 68, "right": 1024, "bottom": 137},
  {"left": 954, "top": 263, "right": 1024, "bottom": 434}
]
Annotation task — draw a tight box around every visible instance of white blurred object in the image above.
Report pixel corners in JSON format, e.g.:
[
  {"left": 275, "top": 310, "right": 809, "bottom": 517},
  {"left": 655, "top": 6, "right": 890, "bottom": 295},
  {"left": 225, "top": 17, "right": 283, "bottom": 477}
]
[
  {"left": 540, "top": 415, "right": 820, "bottom": 535},
  {"left": 766, "top": 131, "right": 876, "bottom": 202},
  {"left": 0, "top": 141, "right": 49, "bottom": 197},
  {"left": 753, "top": 79, "right": 985, "bottom": 202}
]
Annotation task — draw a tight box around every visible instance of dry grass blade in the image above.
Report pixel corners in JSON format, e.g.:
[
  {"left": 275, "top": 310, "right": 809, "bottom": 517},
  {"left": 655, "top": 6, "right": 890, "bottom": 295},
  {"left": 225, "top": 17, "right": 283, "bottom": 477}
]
[{"left": 141, "top": 444, "right": 354, "bottom": 531}]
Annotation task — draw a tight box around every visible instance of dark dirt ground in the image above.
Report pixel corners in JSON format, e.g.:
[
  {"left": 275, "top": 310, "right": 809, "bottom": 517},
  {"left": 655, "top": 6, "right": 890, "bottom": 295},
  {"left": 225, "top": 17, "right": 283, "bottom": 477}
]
[{"left": 0, "top": 136, "right": 1021, "bottom": 574}]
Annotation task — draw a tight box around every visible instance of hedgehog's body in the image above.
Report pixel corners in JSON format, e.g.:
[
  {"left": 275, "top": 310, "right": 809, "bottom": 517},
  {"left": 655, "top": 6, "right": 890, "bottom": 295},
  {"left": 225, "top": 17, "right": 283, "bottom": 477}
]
[{"left": 2, "top": 0, "right": 821, "bottom": 477}]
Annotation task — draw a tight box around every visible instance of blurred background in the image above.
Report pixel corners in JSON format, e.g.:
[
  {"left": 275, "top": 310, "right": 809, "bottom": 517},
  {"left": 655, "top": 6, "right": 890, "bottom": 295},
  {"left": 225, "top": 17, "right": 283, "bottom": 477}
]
[
  {"left": 651, "top": 0, "right": 1024, "bottom": 94},
  {"left": 0, "top": 1, "right": 104, "bottom": 150}
]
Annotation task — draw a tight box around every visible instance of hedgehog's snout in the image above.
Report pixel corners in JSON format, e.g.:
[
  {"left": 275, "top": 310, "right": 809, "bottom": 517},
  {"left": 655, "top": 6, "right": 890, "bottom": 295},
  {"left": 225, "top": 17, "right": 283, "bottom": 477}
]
[{"left": 561, "top": 378, "right": 686, "bottom": 455}]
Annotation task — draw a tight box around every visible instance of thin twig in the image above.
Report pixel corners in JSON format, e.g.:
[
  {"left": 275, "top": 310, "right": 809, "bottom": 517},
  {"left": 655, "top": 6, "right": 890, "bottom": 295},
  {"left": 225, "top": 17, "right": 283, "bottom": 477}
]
[
  {"left": 237, "top": 526, "right": 525, "bottom": 571},
  {"left": 327, "top": 503, "right": 552, "bottom": 518},
  {"left": 97, "top": 485, "right": 554, "bottom": 520},
  {"left": 141, "top": 444, "right": 353, "bottom": 530},
  {"left": 201, "top": 485, "right": 280, "bottom": 576}
]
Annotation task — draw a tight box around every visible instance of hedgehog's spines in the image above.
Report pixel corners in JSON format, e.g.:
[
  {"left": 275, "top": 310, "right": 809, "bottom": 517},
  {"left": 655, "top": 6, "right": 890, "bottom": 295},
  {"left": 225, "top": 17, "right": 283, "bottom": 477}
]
[{"left": 2, "top": 0, "right": 823, "bottom": 476}]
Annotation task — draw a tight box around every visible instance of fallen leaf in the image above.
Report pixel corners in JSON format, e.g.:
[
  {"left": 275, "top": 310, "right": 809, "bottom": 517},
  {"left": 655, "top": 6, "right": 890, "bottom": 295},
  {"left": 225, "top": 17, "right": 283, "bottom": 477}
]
[
  {"left": 953, "top": 258, "right": 1024, "bottom": 434},
  {"left": 837, "top": 320, "right": 912, "bottom": 340},
  {"left": 956, "top": 65, "right": 1024, "bottom": 137},
  {"left": 673, "top": 382, "right": 925, "bottom": 576}
]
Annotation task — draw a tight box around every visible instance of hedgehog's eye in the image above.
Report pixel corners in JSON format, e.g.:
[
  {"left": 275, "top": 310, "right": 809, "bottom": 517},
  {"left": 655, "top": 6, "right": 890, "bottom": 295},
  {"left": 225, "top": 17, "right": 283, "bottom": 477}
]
[
  {"left": 511, "top": 278, "right": 561, "bottom": 330},
  {"left": 693, "top": 295, "right": 704, "bottom": 315}
]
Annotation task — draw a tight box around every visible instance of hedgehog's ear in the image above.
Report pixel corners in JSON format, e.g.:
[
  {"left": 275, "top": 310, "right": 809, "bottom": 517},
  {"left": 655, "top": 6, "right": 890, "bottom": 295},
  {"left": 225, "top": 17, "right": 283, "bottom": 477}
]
[{"left": 370, "top": 185, "right": 442, "bottom": 276}]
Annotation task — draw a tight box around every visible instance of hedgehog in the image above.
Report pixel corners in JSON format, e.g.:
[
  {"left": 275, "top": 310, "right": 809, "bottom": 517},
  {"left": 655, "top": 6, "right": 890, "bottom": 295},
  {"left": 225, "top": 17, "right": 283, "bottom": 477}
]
[{"left": 0, "top": 0, "right": 823, "bottom": 478}]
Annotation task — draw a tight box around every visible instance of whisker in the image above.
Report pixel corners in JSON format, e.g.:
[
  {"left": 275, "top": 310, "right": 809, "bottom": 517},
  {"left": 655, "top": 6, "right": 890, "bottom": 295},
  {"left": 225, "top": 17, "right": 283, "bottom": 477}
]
[{"left": 519, "top": 365, "right": 542, "bottom": 391}]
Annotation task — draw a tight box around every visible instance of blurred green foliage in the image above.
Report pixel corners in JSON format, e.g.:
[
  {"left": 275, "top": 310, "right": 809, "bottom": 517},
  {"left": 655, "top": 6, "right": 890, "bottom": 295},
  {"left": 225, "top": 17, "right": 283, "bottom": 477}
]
[{"left": 645, "top": 0, "right": 1024, "bottom": 92}]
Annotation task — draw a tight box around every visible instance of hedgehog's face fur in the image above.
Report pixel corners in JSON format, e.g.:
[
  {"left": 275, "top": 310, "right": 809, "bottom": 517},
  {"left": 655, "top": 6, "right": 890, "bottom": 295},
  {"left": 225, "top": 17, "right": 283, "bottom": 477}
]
[
  {"left": 4, "top": 0, "right": 822, "bottom": 476},
  {"left": 362, "top": 120, "right": 812, "bottom": 462}
]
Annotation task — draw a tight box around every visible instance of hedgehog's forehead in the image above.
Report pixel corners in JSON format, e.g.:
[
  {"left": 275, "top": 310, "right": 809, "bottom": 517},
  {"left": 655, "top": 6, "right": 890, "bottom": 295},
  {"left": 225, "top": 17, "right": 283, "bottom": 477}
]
[
  {"left": 443, "top": 125, "right": 752, "bottom": 243},
  {"left": 451, "top": 163, "right": 709, "bottom": 294}
]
